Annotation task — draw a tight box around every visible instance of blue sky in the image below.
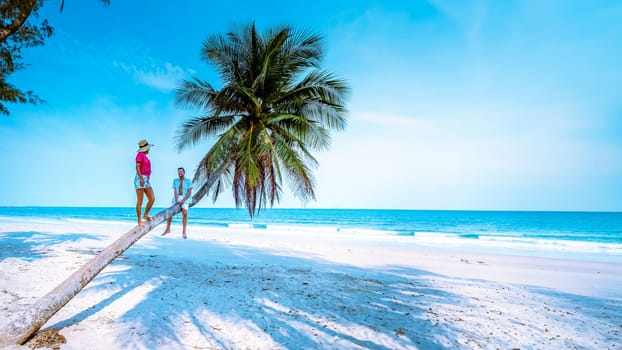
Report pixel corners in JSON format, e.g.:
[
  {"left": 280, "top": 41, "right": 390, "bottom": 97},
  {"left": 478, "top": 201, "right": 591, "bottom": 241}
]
[{"left": 1, "top": 0, "right": 621, "bottom": 211}]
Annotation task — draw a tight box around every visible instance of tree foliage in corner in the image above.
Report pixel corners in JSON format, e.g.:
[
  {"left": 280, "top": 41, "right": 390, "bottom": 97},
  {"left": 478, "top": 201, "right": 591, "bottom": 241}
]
[
  {"left": 0, "top": 0, "right": 110, "bottom": 116},
  {"left": 176, "top": 22, "right": 350, "bottom": 217},
  {"left": 0, "top": 0, "right": 52, "bottom": 116}
]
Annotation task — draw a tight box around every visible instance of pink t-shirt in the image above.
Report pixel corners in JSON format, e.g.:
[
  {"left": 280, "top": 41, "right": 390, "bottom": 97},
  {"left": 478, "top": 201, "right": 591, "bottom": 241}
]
[{"left": 136, "top": 152, "right": 151, "bottom": 176}]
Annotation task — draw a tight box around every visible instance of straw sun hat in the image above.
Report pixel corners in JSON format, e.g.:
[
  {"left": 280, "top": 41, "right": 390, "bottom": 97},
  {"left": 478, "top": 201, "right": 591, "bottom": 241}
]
[{"left": 137, "top": 139, "right": 153, "bottom": 152}]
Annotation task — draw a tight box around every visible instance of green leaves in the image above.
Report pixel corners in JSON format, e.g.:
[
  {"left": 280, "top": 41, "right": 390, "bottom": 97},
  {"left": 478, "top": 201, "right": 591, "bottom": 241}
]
[
  {"left": 177, "top": 22, "right": 350, "bottom": 217},
  {"left": 0, "top": 0, "right": 52, "bottom": 116}
]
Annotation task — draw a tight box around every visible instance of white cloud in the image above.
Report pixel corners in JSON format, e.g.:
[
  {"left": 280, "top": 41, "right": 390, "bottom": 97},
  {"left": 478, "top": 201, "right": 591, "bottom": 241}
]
[
  {"left": 115, "top": 61, "right": 193, "bottom": 91},
  {"left": 51, "top": 31, "right": 195, "bottom": 92}
]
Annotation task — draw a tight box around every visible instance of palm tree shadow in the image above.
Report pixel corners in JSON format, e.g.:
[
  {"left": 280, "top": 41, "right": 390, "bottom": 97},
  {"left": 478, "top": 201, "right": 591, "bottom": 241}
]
[
  {"left": 43, "top": 236, "right": 622, "bottom": 349},
  {"left": 0, "top": 231, "right": 103, "bottom": 261},
  {"left": 46, "top": 237, "right": 462, "bottom": 349}
]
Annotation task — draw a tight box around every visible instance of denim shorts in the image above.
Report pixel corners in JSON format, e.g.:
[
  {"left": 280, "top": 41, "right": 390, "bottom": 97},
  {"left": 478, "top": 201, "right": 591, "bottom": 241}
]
[{"left": 134, "top": 175, "right": 151, "bottom": 189}]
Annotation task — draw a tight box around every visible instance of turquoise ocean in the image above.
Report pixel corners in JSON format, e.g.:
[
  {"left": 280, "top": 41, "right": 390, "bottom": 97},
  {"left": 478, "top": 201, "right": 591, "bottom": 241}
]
[{"left": 1, "top": 207, "right": 621, "bottom": 262}]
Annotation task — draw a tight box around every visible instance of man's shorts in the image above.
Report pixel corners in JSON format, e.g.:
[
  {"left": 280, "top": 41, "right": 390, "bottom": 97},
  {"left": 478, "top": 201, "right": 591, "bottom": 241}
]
[
  {"left": 172, "top": 195, "right": 190, "bottom": 210},
  {"left": 134, "top": 175, "right": 151, "bottom": 189}
]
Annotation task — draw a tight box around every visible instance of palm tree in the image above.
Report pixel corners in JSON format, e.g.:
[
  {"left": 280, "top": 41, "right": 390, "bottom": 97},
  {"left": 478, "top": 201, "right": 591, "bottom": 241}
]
[{"left": 176, "top": 22, "right": 350, "bottom": 217}]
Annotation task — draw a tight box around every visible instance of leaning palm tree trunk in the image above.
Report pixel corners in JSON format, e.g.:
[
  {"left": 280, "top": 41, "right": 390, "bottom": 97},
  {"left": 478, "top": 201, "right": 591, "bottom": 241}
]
[{"left": 0, "top": 204, "right": 181, "bottom": 346}]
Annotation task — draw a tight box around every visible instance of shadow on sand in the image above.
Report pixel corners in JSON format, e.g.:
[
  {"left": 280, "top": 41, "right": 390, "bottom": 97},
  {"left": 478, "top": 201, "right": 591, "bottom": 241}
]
[
  {"left": 11, "top": 231, "right": 622, "bottom": 349},
  {"left": 0, "top": 231, "right": 102, "bottom": 261},
  {"left": 46, "top": 236, "right": 461, "bottom": 349}
]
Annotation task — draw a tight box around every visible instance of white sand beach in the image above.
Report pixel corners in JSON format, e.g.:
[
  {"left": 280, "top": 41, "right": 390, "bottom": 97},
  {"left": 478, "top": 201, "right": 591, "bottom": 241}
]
[{"left": 0, "top": 217, "right": 621, "bottom": 349}]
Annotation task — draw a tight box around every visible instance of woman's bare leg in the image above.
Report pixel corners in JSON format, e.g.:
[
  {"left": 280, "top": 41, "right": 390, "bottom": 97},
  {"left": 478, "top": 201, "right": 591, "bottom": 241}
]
[
  {"left": 143, "top": 187, "right": 155, "bottom": 220},
  {"left": 135, "top": 188, "right": 145, "bottom": 226}
]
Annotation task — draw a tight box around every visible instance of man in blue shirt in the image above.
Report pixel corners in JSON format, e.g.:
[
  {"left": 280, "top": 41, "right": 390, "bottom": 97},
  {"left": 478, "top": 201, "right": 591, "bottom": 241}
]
[{"left": 162, "top": 167, "right": 193, "bottom": 239}]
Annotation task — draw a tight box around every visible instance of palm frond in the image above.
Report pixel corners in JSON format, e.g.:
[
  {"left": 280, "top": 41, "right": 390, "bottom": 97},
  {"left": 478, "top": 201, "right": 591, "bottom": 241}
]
[
  {"left": 201, "top": 33, "right": 244, "bottom": 85},
  {"left": 214, "top": 84, "right": 254, "bottom": 114},
  {"left": 189, "top": 125, "right": 241, "bottom": 205},
  {"left": 266, "top": 113, "right": 330, "bottom": 151},
  {"left": 291, "top": 70, "right": 351, "bottom": 105},
  {"left": 273, "top": 134, "right": 316, "bottom": 202},
  {"left": 175, "top": 115, "right": 236, "bottom": 151},
  {"left": 175, "top": 79, "right": 217, "bottom": 111}
]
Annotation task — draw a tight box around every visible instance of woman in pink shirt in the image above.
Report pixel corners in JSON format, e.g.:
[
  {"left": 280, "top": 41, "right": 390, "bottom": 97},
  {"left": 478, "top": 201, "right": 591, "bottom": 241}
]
[{"left": 135, "top": 139, "right": 156, "bottom": 226}]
